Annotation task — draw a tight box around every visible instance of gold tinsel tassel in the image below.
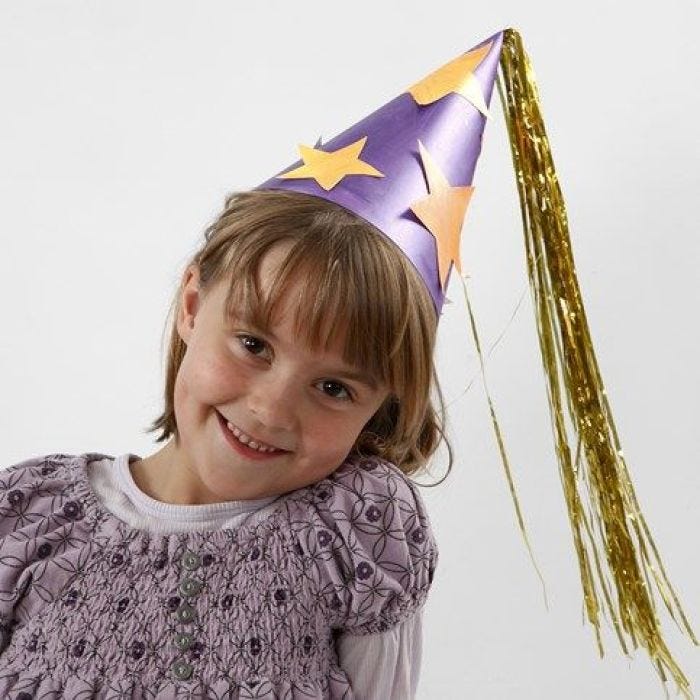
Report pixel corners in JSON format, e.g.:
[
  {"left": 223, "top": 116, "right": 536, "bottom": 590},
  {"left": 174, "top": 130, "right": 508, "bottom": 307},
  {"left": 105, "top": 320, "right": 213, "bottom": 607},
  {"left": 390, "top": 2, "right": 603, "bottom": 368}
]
[{"left": 481, "top": 27, "right": 698, "bottom": 697}]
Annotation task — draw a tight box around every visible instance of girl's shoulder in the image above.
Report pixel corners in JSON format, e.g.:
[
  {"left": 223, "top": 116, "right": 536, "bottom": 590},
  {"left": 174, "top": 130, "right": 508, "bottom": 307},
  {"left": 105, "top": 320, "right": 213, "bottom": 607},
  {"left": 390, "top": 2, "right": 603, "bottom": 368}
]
[
  {"left": 304, "top": 454, "right": 434, "bottom": 529},
  {"left": 0, "top": 452, "right": 102, "bottom": 540},
  {"left": 1, "top": 452, "right": 100, "bottom": 481},
  {"left": 0, "top": 453, "right": 101, "bottom": 524},
  {"left": 0, "top": 452, "right": 88, "bottom": 513},
  {"left": 281, "top": 454, "right": 439, "bottom": 635},
  {"left": 0, "top": 453, "right": 103, "bottom": 628}
]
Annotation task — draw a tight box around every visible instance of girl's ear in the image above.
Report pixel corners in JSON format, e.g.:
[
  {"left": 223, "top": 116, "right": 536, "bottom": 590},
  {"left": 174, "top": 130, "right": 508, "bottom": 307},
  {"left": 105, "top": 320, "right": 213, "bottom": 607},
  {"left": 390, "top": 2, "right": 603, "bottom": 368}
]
[{"left": 176, "top": 264, "right": 202, "bottom": 345}]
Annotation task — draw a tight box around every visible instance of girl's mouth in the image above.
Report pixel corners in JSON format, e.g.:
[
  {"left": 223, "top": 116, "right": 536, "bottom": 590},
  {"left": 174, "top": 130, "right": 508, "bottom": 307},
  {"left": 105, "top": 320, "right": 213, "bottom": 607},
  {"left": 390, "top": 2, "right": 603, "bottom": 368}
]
[{"left": 216, "top": 411, "right": 288, "bottom": 461}]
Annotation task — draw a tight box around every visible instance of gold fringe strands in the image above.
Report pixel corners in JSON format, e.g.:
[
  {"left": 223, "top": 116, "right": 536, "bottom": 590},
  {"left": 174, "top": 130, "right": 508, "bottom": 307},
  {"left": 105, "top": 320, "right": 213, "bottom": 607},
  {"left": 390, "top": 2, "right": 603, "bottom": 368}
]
[{"left": 484, "top": 27, "right": 698, "bottom": 697}]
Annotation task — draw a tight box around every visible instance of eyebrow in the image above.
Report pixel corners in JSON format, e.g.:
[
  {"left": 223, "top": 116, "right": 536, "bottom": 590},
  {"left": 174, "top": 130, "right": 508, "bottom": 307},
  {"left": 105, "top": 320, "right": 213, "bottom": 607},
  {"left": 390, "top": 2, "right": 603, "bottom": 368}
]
[{"left": 233, "top": 316, "right": 379, "bottom": 391}]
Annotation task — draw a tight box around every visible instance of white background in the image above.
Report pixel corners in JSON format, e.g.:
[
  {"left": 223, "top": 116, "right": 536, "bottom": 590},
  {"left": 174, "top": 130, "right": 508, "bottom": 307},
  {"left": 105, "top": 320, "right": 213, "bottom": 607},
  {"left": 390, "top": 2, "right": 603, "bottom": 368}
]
[{"left": 1, "top": 1, "right": 698, "bottom": 698}]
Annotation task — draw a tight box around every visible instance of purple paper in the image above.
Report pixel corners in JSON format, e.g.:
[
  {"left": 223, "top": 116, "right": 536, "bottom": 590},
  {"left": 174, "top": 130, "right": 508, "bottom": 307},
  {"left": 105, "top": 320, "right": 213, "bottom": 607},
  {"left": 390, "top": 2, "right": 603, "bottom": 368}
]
[{"left": 256, "top": 30, "right": 504, "bottom": 314}]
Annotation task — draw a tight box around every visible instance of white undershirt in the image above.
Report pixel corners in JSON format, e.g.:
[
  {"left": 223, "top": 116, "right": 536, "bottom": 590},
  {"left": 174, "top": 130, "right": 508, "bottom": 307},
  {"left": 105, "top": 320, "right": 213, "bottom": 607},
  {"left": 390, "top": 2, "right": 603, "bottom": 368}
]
[{"left": 85, "top": 454, "right": 423, "bottom": 700}]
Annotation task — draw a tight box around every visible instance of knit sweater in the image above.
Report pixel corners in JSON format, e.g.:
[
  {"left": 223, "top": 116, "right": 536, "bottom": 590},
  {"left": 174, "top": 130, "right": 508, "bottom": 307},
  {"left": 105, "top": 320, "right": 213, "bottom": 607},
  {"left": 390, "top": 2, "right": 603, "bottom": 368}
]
[
  {"left": 99, "top": 454, "right": 422, "bottom": 697},
  {"left": 0, "top": 452, "right": 438, "bottom": 698}
]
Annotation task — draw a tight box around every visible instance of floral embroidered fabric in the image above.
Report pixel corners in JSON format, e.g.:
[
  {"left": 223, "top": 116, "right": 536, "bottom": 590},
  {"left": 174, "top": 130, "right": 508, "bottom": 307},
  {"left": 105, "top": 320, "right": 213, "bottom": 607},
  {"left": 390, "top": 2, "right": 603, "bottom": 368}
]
[{"left": 0, "top": 453, "right": 438, "bottom": 698}]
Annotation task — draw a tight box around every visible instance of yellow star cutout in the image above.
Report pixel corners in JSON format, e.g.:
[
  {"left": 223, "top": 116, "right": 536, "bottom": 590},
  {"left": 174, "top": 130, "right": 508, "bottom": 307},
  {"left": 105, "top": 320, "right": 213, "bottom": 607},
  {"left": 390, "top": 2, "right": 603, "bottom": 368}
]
[
  {"left": 407, "top": 41, "right": 493, "bottom": 117},
  {"left": 277, "top": 136, "right": 384, "bottom": 191},
  {"left": 409, "top": 140, "right": 474, "bottom": 291}
]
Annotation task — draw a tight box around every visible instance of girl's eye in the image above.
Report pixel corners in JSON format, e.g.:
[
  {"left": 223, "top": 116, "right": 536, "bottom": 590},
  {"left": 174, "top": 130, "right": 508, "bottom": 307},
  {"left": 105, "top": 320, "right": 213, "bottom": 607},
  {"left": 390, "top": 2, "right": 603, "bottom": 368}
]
[
  {"left": 316, "top": 380, "right": 353, "bottom": 402},
  {"left": 238, "top": 334, "right": 268, "bottom": 357}
]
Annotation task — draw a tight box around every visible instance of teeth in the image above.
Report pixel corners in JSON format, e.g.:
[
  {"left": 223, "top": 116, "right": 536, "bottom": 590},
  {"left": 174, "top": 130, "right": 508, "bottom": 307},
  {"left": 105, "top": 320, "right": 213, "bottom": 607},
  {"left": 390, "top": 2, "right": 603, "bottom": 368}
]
[{"left": 226, "top": 421, "right": 278, "bottom": 453}]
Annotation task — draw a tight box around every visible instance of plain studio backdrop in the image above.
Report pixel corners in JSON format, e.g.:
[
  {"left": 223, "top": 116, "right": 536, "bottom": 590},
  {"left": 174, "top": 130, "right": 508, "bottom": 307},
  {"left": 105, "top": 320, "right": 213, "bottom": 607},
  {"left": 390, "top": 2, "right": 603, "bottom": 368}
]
[{"left": 1, "top": 1, "right": 698, "bottom": 698}]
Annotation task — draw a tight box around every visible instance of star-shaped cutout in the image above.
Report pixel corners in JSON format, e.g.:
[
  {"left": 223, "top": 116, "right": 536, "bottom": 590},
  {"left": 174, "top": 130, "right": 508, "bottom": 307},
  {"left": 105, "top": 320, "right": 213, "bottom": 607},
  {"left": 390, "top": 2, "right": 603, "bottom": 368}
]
[
  {"left": 406, "top": 41, "right": 493, "bottom": 117},
  {"left": 277, "top": 136, "right": 384, "bottom": 191},
  {"left": 409, "top": 140, "right": 474, "bottom": 291}
]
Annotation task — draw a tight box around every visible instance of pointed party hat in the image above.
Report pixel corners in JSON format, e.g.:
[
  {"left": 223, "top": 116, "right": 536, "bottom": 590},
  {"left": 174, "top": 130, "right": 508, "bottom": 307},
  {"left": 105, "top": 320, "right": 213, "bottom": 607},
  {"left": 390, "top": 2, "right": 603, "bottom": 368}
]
[
  {"left": 255, "top": 28, "right": 697, "bottom": 697},
  {"left": 257, "top": 30, "right": 504, "bottom": 313}
]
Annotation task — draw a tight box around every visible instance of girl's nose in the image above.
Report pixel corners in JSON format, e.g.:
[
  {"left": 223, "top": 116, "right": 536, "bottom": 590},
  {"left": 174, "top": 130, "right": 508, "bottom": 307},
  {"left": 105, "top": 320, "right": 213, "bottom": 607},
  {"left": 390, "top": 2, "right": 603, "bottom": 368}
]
[{"left": 245, "top": 371, "right": 298, "bottom": 435}]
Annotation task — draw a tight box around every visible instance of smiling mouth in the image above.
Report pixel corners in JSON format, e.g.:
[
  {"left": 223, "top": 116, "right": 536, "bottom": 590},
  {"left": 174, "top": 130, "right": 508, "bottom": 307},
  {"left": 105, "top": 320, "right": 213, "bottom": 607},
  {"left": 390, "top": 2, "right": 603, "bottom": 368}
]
[{"left": 216, "top": 411, "right": 290, "bottom": 457}]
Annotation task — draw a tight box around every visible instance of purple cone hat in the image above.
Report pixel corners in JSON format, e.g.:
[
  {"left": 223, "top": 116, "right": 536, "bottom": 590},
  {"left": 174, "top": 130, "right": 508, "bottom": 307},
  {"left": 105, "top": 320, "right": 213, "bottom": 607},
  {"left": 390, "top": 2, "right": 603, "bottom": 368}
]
[{"left": 256, "top": 30, "right": 505, "bottom": 314}]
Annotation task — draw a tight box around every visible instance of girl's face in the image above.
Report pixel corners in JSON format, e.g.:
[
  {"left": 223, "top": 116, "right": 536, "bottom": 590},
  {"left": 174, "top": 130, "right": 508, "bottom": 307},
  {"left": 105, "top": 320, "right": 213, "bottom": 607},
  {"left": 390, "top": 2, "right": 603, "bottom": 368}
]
[{"left": 135, "top": 243, "right": 390, "bottom": 505}]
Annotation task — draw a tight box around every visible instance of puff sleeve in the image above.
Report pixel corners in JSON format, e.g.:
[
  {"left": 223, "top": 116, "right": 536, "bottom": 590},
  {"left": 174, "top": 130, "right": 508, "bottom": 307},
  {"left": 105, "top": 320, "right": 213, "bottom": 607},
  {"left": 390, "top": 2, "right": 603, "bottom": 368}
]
[
  {"left": 284, "top": 455, "right": 439, "bottom": 636},
  {"left": 0, "top": 455, "right": 46, "bottom": 653},
  {"left": 0, "top": 454, "right": 95, "bottom": 656}
]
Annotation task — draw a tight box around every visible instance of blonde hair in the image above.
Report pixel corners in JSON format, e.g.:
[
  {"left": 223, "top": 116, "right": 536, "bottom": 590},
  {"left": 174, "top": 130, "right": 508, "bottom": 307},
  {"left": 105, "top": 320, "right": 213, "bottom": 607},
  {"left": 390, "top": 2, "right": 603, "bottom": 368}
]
[{"left": 145, "top": 189, "right": 452, "bottom": 480}]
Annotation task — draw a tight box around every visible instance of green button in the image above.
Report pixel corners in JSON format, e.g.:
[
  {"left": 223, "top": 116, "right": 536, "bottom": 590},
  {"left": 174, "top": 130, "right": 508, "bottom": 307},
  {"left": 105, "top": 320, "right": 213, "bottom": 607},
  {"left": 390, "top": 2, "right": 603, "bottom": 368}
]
[
  {"left": 176, "top": 603, "right": 196, "bottom": 623},
  {"left": 182, "top": 550, "right": 201, "bottom": 570},
  {"left": 179, "top": 577, "right": 202, "bottom": 597},
  {"left": 174, "top": 632, "right": 193, "bottom": 651},
  {"left": 172, "top": 659, "right": 193, "bottom": 680}
]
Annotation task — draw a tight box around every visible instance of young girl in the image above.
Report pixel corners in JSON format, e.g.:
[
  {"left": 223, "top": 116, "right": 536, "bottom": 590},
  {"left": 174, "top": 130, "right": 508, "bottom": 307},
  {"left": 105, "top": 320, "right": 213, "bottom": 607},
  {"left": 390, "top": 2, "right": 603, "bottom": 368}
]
[{"left": 0, "top": 188, "right": 445, "bottom": 698}]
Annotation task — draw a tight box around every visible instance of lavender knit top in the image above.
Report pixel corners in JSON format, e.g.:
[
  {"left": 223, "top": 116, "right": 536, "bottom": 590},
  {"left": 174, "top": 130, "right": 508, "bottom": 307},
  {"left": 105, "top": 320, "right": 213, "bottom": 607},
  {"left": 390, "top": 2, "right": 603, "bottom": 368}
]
[{"left": 0, "top": 452, "right": 438, "bottom": 698}]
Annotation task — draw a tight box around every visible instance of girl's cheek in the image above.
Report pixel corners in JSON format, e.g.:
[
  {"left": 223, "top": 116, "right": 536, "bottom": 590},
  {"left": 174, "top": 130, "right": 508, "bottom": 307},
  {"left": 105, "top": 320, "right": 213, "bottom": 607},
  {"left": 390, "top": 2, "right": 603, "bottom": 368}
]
[{"left": 192, "top": 352, "right": 241, "bottom": 393}]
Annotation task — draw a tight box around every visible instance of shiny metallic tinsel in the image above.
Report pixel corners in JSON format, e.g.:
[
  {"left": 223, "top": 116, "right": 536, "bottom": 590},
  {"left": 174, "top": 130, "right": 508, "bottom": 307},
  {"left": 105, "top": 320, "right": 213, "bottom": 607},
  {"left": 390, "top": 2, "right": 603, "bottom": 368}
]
[{"left": 479, "top": 26, "right": 699, "bottom": 698}]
